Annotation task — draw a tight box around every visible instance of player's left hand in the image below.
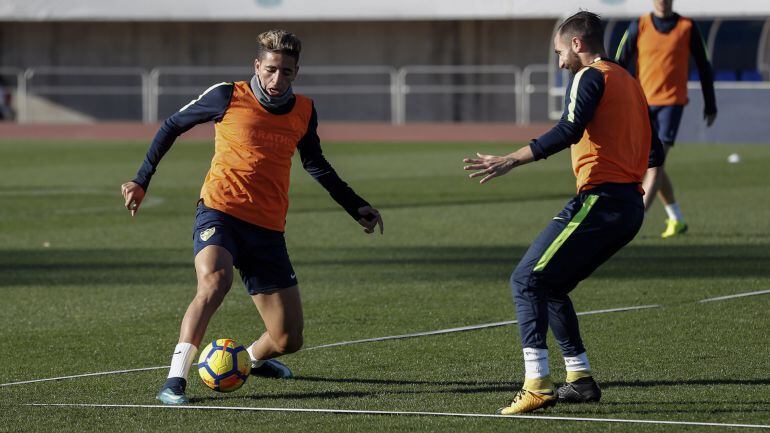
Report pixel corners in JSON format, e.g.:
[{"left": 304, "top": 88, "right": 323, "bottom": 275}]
[
  {"left": 357, "top": 206, "right": 383, "bottom": 235},
  {"left": 704, "top": 111, "right": 717, "bottom": 127},
  {"left": 463, "top": 153, "right": 516, "bottom": 184}
]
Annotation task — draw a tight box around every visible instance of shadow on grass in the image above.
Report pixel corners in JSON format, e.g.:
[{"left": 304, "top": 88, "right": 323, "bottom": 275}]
[
  {"left": 294, "top": 375, "right": 770, "bottom": 389},
  {"left": 188, "top": 375, "right": 770, "bottom": 412},
  {"left": 289, "top": 191, "right": 573, "bottom": 215},
  {"left": 602, "top": 378, "right": 770, "bottom": 388},
  {"left": 1, "top": 243, "right": 768, "bottom": 287}
]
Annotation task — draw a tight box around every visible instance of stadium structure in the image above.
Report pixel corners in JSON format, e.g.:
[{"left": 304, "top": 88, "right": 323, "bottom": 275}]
[{"left": 0, "top": 0, "right": 769, "bottom": 142}]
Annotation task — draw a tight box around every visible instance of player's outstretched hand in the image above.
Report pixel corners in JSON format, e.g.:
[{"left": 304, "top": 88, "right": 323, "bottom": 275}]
[
  {"left": 357, "top": 206, "right": 383, "bottom": 235},
  {"left": 463, "top": 153, "right": 517, "bottom": 184},
  {"left": 121, "top": 181, "right": 146, "bottom": 217},
  {"left": 704, "top": 111, "right": 717, "bottom": 127}
]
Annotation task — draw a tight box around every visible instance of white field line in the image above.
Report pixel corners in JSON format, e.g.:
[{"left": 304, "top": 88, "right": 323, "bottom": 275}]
[
  {"left": 0, "top": 304, "right": 659, "bottom": 388},
  {"left": 304, "top": 304, "right": 660, "bottom": 350},
  {"left": 699, "top": 290, "right": 770, "bottom": 303},
  {"left": 0, "top": 366, "right": 170, "bottom": 387},
  {"left": 26, "top": 403, "right": 770, "bottom": 430}
]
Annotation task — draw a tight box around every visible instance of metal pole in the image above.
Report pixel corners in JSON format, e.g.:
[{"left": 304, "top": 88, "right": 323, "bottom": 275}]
[
  {"left": 521, "top": 66, "right": 532, "bottom": 125},
  {"left": 758, "top": 18, "right": 770, "bottom": 80},
  {"left": 395, "top": 68, "right": 407, "bottom": 125},
  {"left": 148, "top": 68, "right": 160, "bottom": 123},
  {"left": 707, "top": 19, "right": 722, "bottom": 62},
  {"left": 514, "top": 68, "right": 524, "bottom": 125},
  {"left": 389, "top": 69, "right": 399, "bottom": 125},
  {"left": 18, "top": 68, "right": 33, "bottom": 124},
  {"left": 140, "top": 71, "right": 149, "bottom": 123}
]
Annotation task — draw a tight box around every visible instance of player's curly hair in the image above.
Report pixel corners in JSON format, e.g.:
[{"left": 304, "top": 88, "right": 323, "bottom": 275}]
[
  {"left": 256, "top": 29, "right": 302, "bottom": 63},
  {"left": 557, "top": 11, "right": 604, "bottom": 51}
]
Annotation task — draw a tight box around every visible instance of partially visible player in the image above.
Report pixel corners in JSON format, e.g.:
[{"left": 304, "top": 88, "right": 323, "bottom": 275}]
[
  {"left": 121, "top": 29, "right": 383, "bottom": 405},
  {"left": 463, "top": 11, "right": 664, "bottom": 414},
  {"left": 616, "top": 0, "right": 717, "bottom": 238}
]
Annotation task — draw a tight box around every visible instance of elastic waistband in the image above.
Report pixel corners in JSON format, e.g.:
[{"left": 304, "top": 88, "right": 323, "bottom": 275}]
[{"left": 580, "top": 183, "right": 643, "bottom": 207}]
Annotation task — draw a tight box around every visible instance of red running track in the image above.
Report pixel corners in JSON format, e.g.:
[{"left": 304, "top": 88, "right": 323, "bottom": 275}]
[{"left": 0, "top": 122, "right": 552, "bottom": 143}]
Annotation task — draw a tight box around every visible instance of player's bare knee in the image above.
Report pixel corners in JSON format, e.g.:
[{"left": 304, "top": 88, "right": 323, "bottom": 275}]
[
  {"left": 274, "top": 331, "right": 303, "bottom": 354},
  {"left": 195, "top": 271, "right": 231, "bottom": 305}
]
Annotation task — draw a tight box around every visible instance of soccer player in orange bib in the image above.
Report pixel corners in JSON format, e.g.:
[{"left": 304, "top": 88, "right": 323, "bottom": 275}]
[
  {"left": 464, "top": 11, "right": 664, "bottom": 414},
  {"left": 616, "top": 0, "right": 717, "bottom": 238},
  {"left": 121, "top": 30, "right": 383, "bottom": 405}
]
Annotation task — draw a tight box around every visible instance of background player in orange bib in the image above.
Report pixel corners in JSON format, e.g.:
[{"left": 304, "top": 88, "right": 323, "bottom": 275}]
[
  {"left": 616, "top": 0, "right": 717, "bottom": 238},
  {"left": 121, "top": 30, "right": 383, "bottom": 404}
]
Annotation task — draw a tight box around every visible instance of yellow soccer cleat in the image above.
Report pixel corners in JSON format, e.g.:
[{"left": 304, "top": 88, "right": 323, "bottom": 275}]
[
  {"left": 661, "top": 219, "right": 688, "bottom": 239},
  {"left": 497, "top": 389, "right": 557, "bottom": 415}
]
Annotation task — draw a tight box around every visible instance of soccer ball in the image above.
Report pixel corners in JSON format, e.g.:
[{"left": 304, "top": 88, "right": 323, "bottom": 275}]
[{"left": 197, "top": 338, "right": 250, "bottom": 392}]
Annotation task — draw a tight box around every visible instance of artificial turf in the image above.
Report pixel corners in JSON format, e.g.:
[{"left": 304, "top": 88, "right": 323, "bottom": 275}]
[{"left": 1, "top": 139, "right": 768, "bottom": 432}]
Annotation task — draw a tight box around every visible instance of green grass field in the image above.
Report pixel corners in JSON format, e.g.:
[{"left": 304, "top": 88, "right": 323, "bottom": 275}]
[{"left": 1, "top": 139, "right": 769, "bottom": 432}]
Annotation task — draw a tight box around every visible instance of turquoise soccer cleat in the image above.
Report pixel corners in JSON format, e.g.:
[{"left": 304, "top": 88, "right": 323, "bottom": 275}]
[
  {"left": 156, "top": 378, "right": 189, "bottom": 405},
  {"left": 250, "top": 359, "right": 293, "bottom": 379}
]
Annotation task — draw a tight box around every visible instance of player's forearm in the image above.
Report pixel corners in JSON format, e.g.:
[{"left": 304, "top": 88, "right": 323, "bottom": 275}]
[
  {"left": 690, "top": 27, "right": 717, "bottom": 114},
  {"left": 530, "top": 121, "right": 582, "bottom": 160},
  {"left": 313, "top": 171, "right": 370, "bottom": 219},
  {"left": 511, "top": 144, "right": 535, "bottom": 166},
  {"left": 133, "top": 118, "right": 184, "bottom": 190}
]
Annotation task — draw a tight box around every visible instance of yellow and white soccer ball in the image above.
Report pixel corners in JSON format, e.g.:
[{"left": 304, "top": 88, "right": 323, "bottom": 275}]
[{"left": 198, "top": 338, "right": 250, "bottom": 392}]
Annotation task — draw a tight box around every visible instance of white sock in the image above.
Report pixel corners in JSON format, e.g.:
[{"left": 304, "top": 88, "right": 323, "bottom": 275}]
[
  {"left": 664, "top": 203, "right": 684, "bottom": 222},
  {"left": 523, "top": 347, "right": 550, "bottom": 379},
  {"left": 167, "top": 342, "right": 197, "bottom": 380},
  {"left": 247, "top": 342, "right": 264, "bottom": 368},
  {"left": 564, "top": 352, "right": 591, "bottom": 372}
]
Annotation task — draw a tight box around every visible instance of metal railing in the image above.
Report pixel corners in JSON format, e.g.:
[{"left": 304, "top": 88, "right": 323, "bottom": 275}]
[
  {"left": 0, "top": 67, "right": 22, "bottom": 121},
  {"left": 150, "top": 65, "right": 398, "bottom": 123},
  {"left": 3, "top": 65, "right": 531, "bottom": 124},
  {"left": 4, "top": 65, "right": 770, "bottom": 125},
  {"left": 395, "top": 65, "right": 523, "bottom": 124},
  {"left": 21, "top": 67, "right": 148, "bottom": 123}
]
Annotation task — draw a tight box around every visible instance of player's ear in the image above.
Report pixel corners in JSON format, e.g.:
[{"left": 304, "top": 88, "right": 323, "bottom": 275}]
[
  {"left": 253, "top": 58, "right": 260, "bottom": 73},
  {"left": 571, "top": 36, "right": 581, "bottom": 52}
]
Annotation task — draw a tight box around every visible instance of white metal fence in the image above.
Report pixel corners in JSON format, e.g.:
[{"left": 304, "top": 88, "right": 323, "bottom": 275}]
[
  {"left": 1, "top": 65, "right": 542, "bottom": 124},
  {"left": 2, "top": 65, "right": 770, "bottom": 125}
]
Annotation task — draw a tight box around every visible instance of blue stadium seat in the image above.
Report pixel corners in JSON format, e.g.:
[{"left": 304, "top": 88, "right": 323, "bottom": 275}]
[
  {"left": 714, "top": 70, "right": 737, "bottom": 81},
  {"left": 738, "top": 70, "right": 763, "bottom": 81}
]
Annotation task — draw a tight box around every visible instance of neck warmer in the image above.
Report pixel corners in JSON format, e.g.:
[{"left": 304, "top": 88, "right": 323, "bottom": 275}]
[{"left": 251, "top": 74, "right": 294, "bottom": 110}]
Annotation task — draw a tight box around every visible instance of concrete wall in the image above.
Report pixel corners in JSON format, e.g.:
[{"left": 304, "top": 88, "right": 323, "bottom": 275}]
[
  {"left": 0, "top": 20, "right": 554, "bottom": 68},
  {"left": 0, "top": 20, "right": 555, "bottom": 122}
]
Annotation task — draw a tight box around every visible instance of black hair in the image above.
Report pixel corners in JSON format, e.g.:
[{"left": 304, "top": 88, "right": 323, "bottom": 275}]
[{"left": 557, "top": 11, "right": 605, "bottom": 51}]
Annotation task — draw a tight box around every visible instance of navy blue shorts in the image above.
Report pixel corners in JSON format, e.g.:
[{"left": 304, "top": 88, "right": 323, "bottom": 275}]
[
  {"left": 193, "top": 202, "right": 298, "bottom": 295},
  {"left": 649, "top": 105, "right": 684, "bottom": 146}
]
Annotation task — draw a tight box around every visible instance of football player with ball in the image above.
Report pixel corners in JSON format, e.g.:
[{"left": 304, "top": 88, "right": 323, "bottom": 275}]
[{"left": 121, "top": 29, "right": 383, "bottom": 405}]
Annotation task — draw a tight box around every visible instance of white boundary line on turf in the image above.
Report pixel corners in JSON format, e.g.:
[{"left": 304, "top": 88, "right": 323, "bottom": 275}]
[
  {"left": 0, "top": 304, "right": 659, "bottom": 388},
  {"left": 0, "top": 366, "right": 170, "bottom": 387},
  {"left": 26, "top": 403, "right": 770, "bottom": 430},
  {"left": 303, "top": 304, "right": 660, "bottom": 350},
  {"left": 698, "top": 289, "right": 770, "bottom": 303}
]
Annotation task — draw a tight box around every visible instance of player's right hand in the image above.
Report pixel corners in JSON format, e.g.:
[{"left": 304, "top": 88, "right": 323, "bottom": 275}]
[
  {"left": 704, "top": 111, "right": 717, "bottom": 127},
  {"left": 121, "top": 181, "right": 146, "bottom": 217}
]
